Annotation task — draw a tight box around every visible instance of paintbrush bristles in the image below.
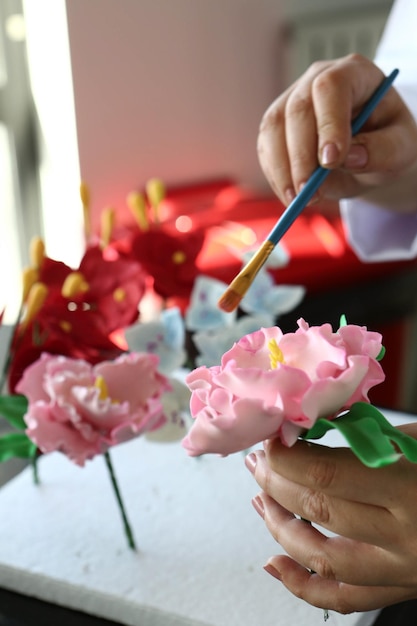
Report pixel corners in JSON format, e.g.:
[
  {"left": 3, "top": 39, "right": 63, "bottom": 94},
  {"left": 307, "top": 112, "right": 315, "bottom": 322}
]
[{"left": 218, "top": 240, "right": 275, "bottom": 312}]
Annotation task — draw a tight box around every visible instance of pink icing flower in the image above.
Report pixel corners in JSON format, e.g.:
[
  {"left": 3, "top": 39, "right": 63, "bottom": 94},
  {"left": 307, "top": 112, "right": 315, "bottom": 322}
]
[
  {"left": 16, "top": 352, "right": 170, "bottom": 466},
  {"left": 182, "top": 318, "right": 385, "bottom": 456}
]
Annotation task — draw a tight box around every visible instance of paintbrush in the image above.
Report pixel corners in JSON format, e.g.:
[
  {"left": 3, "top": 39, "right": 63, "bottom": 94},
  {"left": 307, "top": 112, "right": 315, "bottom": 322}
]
[{"left": 218, "top": 68, "right": 399, "bottom": 313}]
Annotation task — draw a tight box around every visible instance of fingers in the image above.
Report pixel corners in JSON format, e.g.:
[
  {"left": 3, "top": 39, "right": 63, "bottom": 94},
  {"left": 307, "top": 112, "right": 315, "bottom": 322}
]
[
  {"left": 259, "top": 438, "right": 412, "bottom": 507},
  {"left": 247, "top": 442, "right": 417, "bottom": 610},
  {"left": 263, "top": 554, "right": 415, "bottom": 614},
  {"left": 311, "top": 54, "right": 388, "bottom": 164},
  {"left": 257, "top": 64, "right": 330, "bottom": 205},
  {"left": 257, "top": 83, "right": 298, "bottom": 205},
  {"left": 284, "top": 60, "right": 353, "bottom": 183},
  {"left": 255, "top": 492, "right": 406, "bottom": 587},
  {"left": 344, "top": 115, "right": 417, "bottom": 180},
  {"left": 251, "top": 458, "right": 395, "bottom": 546},
  {"left": 257, "top": 53, "right": 407, "bottom": 204}
]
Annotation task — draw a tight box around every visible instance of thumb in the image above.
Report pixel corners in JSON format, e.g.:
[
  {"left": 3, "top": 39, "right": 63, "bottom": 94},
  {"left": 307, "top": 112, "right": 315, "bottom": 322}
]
[{"left": 344, "top": 122, "right": 417, "bottom": 176}]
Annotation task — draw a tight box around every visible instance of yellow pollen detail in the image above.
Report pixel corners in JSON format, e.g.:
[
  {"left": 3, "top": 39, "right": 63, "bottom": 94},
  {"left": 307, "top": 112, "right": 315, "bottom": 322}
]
[
  {"left": 94, "top": 375, "right": 108, "bottom": 400},
  {"left": 100, "top": 206, "right": 115, "bottom": 248},
  {"left": 20, "top": 282, "right": 48, "bottom": 331},
  {"left": 80, "top": 181, "right": 91, "bottom": 240},
  {"left": 79, "top": 181, "right": 90, "bottom": 208},
  {"left": 59, "top": 320, "right": 72, "bottom": 333},
  {"left": 62, "top": 272, "right": 89, "bottom": 298},
  {"left": 146, "top": 178, "right": 165, "bottom": 207},
  {"left": 172, "top": 250, "right": 186, "bottom": 264},
  {"left": 21, "top": 267, "right": 40, "bottom": 302},
  {"left": 29, "top": 237, "right": 45, "bottom": 269},
  {"left": 268, "top": 338, "right": 284, "bottom": 369},
  {"left": 146, "top": 178, "right": 166, "bottom": 224},
  {"left": 127, "top": 191, "right": 149, "bottom": 231},
  {"left": 113, "top": 287, "right": 126, "bottom": 302},
  {"left": 94, "top": 376, "right": 119, "bottom": 403}
]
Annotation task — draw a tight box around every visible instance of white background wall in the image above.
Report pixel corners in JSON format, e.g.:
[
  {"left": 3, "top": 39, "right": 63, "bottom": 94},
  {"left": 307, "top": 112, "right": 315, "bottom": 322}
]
[
  {"left": 23, "top": 0, "right": 82, "bottom": 266},
  {"left": 24, "top": 0, "right": 392, "bottom": 251},
  {"left": 64, "top": 0, "right": 286, "bottom": 230}
]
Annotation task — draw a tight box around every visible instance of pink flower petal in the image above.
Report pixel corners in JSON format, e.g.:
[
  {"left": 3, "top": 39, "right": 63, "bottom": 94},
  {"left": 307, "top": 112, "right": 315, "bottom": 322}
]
[
  {"left": 182, "top": 397, "right": 283, "bottom": 457},
  {"left": 19, "top": 351, "right": 170, "bottom": 465},
  {"left": 94, "top": 352, "right": 170, "bottom": 407},
  {"left": 25, "top": 403, "right": 101, "bottom": 466},
  {"left": 183, "top": 318, "right": 386, "bottom": 456}
]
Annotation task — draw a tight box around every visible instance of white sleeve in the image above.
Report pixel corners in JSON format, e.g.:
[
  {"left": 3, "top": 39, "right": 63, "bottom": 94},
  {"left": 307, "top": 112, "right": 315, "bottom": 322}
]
[{"left": 341, "top": 0, "right": 417, "bottom": 261}]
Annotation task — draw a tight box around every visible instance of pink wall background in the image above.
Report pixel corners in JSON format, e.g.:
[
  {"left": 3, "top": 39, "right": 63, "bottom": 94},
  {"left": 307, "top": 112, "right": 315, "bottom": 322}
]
[{"left": 65, "top": 0, "right": 287, "bottom": 229}]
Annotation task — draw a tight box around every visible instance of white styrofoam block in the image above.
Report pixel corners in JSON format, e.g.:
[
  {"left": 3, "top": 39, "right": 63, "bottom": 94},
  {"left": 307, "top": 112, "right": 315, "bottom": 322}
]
[{"left": 0, "top": 409, "right": 413, "bottom": 626}]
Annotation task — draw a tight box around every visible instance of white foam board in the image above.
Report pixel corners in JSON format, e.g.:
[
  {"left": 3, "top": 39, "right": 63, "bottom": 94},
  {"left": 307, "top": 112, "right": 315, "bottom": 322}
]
[{"left": 0, "top": 409, "right": 412, "bottom": 626}]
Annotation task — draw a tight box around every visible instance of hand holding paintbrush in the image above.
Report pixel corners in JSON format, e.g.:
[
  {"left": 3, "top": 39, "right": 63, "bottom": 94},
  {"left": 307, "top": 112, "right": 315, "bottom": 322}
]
[{"left": 218, "top": 68, "right": 399, "bottom": 313}]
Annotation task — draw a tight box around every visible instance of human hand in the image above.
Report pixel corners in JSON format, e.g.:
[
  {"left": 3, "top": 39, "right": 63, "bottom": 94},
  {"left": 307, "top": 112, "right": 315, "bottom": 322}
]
[
  {"left": 257, "top": 54, "right": 417, "bottom": 210},
  {"left": 245, "top": 423, "right": 417, "bottom": 614}
]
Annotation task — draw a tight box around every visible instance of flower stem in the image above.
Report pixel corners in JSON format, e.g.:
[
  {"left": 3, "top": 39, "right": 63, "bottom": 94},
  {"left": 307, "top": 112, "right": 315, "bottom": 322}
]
[
  {"left": 31, "top": 452, "right": 40, "bottom": 485},
  {"left": 104, "top": 450, "right": 137, "bottom": 550}
]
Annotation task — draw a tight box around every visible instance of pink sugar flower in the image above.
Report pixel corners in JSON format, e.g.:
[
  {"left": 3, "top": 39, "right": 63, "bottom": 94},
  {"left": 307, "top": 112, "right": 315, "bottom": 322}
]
[
  {"left": 16, "top": 352, "right": 170, "bottom": 466},
  {"left": 182, "top": 318, "right": 385, "bottom": 456}
]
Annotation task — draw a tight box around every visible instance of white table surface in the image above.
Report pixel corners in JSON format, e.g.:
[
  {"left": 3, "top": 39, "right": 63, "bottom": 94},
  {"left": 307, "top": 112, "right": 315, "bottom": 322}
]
[{"left": 0, "top": 409, "right": 414, "bottom": 626}]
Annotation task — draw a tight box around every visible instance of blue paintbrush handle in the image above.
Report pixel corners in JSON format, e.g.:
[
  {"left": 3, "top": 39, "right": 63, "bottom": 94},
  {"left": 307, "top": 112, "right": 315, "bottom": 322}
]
[{"left": 267, "top": 68, "right": 399, "bottom": 246}]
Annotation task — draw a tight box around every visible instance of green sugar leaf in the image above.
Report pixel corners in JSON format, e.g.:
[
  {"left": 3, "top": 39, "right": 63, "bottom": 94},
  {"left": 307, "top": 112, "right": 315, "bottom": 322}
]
[
  {"left": 304, "top": 402, "right": 417, "bottom": 468},
  {"left": 0, "top": 432, "right": 37, "bottom": 462},
  {"left": 0, "top": 395, "right": 28, "bottom": 430}
]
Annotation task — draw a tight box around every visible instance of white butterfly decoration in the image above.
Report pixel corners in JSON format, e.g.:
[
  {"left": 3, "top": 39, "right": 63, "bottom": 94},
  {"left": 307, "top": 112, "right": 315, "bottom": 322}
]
[
  {"left": 145, "top": 376, "right": 193, "bottom": 443},
  {"left": 124, "top": 307, "right": 186, "bottom": 376},
  {"left": 241, "top": 269, "right": 305, "bottom": 317},
  {"left": 185, "top": 275, "right": 235, "bottom": 332},
  {"left": 192, "top": 313, "right": 275, "bottom": 368},
  {"left": 186, "top": 262, "right": 305, "bottom": 367}
]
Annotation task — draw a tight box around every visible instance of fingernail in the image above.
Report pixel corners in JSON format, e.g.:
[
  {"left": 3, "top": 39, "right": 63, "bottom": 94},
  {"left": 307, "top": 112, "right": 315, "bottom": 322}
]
[
  {"left": 264, "top": 562, "right": 283, "bottom": 581},
  {"left": 321, "top": 142, "right": 340, "bottom": 167},
  {"left": 285, "top": 187, "right": 296, "bottom": 205},
  {"left": 344, "top": 144, "right": 368, "bottom": 168},
  {"left": 245, "top": 452, "right": 257, "bottom": 474},
  {"left": 251, "top": 495, "right": 265, "bottom": 519}
]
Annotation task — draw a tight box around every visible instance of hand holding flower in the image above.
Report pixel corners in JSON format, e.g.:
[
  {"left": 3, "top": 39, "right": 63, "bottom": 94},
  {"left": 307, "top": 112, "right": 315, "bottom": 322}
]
[
  {"left": 246, "top": 428, "right": 417, "bottom": 614},
  {"left": 182, "top": 316, "right": 417, "bottom": 615}
]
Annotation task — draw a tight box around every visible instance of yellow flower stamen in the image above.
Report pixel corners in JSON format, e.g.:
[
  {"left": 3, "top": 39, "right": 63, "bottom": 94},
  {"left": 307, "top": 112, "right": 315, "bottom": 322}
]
[
  {"left": 94, "top": 375, "right": 109, "bottom": 400},
  {"left": 79, "top": 180, "right": 90, "bottom": 208},
  {"left": 20, "top": 282, "right": 48, "bottom": 330},
  {"left": 80, "top": 181, "right": 91, "bottom": 241},
  {"left": 21, "top": 267, "right": 40, "bottom": 303},
  {"left": 61, "top": 272, "right": 89, "bottom": 298},
  {"left": 127, "top": 191, "right": 149, "bottom": 231},
  {"left": 59, "top": 320, "right": 72, "bottom": 333},
  {"left": 29, "top": 237, "right": 45, "bottom": 269},
  {"left": 93, "top": 375, "right": 119, "bottom": 404},
  {"left": 100, "top": 206, "right": 115, "bottom": 248},
  {"left": 113, "top": 287, "right": 126, "bottom": 302},
  {"left": 268, "top": 338, "right": 284, "bottom": 370},
  {"left": 172, "top": 250, "right": 186, "bottom": 264},
  {"left": 145, "top": 178, "right": 165, "bottom": 223}
]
